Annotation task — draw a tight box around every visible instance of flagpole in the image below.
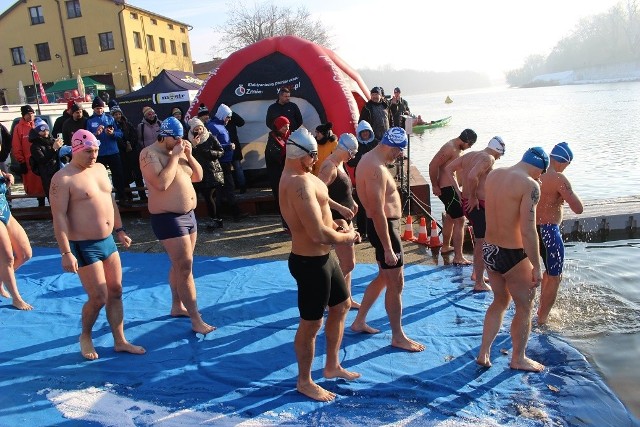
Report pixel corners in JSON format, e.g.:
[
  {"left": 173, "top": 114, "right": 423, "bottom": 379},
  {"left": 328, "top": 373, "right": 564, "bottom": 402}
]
[{"left": 28, "top": 60, "right": 42, "bottom": 115}]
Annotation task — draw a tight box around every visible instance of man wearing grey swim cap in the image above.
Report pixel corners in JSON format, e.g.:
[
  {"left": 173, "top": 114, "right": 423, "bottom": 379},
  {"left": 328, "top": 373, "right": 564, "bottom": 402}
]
[
  {"left": 536, "top": 142, "right": 583, "bottom": 325},
  {"left": 477, "top": 147, "right": 549, "bottom": 373},
  {"left": 279, "top": 127, "right": 362, "bottom": 402},
  {"left": 349, "top": 127, "right": 425, "bottom": 353}
]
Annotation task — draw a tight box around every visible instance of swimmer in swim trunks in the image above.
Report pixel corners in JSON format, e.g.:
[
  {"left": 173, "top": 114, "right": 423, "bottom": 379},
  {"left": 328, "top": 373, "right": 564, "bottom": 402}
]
[
  {"left": 445, "top": 136, "right": 505, "bottom": 292},
  {"left": 318, "top": 133, "right": 361, "bottom": 308},
  {"left": 280, "top": 128, "right": 362, "bottom": 402},
  {"left": 50, "top": 129, "right": 145, "bottom": 360},
  {"left": 536, "top": 142, "right": 583, "bottom": 325},
  {"left": 429, "top": 129, "right": 477, "bottom": 264},
  {"left": 0, "top": 172, "right": 34, "bottom": 310},
  {"left": 140, "top": 117, "right": 214, "bottom": 335},
  {"left": 349, "top": 128, "right": 425, "bottom": 353},
  {"left": 476, "top": 147, "right": 549, "bottom": 373}
]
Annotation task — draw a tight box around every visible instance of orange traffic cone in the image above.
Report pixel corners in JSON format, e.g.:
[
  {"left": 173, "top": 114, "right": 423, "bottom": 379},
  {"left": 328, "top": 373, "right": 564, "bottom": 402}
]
[
  {"left": 429, "top": 220, "right": 442, "bottom": 248},
  {"left": 416, "top": 217, "right": 429, "bottom": 245},
  {"left": 401, "top": 215, "right": 416, "bottom": 241}
]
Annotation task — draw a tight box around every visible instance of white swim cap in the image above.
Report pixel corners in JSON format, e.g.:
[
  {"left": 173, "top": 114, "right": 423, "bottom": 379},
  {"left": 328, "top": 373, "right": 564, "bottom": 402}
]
[
  {"left": 487, "top": 136, "right": 506, "bottom": 155},
  {"left": 338, "top": 133, "right": 358, "bottom": 153},
  {"left": 286, "top": 127, "right": 317, "bottom": 159}
]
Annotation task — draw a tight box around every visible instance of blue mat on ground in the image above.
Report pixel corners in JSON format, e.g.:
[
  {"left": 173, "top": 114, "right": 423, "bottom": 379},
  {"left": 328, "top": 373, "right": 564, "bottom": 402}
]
[{"left": 1, "top": 247, "right": 638, "bottom": 426}]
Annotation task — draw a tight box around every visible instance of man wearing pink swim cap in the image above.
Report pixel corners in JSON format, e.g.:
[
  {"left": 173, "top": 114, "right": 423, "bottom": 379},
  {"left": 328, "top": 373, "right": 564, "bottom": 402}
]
[{"left": 49, "top": 129, "right": 145, "bottom": 360}]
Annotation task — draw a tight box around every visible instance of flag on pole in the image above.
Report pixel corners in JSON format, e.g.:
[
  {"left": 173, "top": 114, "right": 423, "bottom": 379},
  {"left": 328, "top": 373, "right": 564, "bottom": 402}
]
[{"left": 30, "top": 61, "right": 49, "bottom": 104}]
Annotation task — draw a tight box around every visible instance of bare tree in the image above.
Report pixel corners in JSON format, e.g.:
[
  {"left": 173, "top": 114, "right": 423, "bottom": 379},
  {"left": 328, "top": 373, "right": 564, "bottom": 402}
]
[{"left": 217, "top": 1, "right": 333, "bottom": 53}]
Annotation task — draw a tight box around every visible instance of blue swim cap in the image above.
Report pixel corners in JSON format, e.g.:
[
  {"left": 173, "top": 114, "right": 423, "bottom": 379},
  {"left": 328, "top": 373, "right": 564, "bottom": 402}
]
[
  {"left": 550, "top": 142, "right": 573, "bottom": 163},
  {"left": 159, "top": 116, "right": 183, "bottom": 137},
  {"left": 522, "top": 147, "right": 549, "bottom": 172},
  {"left": 380, "top": 127, "right": 408, "bottom": 150}
]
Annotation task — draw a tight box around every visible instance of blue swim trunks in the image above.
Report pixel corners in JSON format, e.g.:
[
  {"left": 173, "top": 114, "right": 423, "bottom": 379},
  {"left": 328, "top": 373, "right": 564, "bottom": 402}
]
[
  {"left": 0, "top": 178, "right": 11, "bottom": 226},
  {"left": 537, "top": 224, "right": 564, "bottom": 276},
  {"left": 69, "top": 235, "right": 118, "bottom": 267},
  {"left": 150, "top": 210, "right": 197, "bottom": 241}
]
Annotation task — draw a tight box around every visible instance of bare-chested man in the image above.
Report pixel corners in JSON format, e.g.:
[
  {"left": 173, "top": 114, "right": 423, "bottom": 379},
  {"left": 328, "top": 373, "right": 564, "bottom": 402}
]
[
  {"left": 445, "top": 136, "right": 506, "bottom": 292},
  {"left": 429, "top": 128, "right": 477, "bottom": 264},
  {"left": 280, "top": 127, "right": 361, "bottom": 402},
  {"left": 50, "top": 129, "right": 145, "bottom": 360},
  {"left": 536, "top": 142, "right": 583, "bottom": 325},
  {"left": 349, "top": 127, "right": 425, "bottom": 353},
  {"left": 478, "top": 147, "right": 549, "bottom": 372},
  {"left": 139, "top": 117, "right": 214, "bottom": 335}
]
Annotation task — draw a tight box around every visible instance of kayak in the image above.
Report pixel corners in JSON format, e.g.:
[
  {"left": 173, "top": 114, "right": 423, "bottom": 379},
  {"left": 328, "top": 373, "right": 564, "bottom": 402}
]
[{"left": 412, "top": 116, "right": 451, "bottom": 132}]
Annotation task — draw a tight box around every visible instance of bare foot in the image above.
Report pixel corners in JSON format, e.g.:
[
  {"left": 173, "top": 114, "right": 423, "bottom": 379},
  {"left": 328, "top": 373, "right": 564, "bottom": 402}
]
[
  {"left": 114, "top": 341, "right": 146, "bottom": 355},
  {"left": 192, "top": 320, "right": 216, "bottom": 335},
  {"left": 510, "top": 357, "right": 545, "bottom": 372},
  {"left": 12, "top": 298, "right": 33, "bottom": 310},
  {"left": 441, "top": 246, "right": 454, "bottom": 255},
  {"left": 80, "top": 334, "right": 99, "bottom": 360},
  {"left": 170, "top": 304, "right": 189, "bottom": 317},
  {"left": 476, "top": 354, "right": 492, "bottom": 368},
  {"left": 391, "top": 336, "right": 425, "bottom": 352},
  {"left": 349, "top": 299, "right": 361, "bottom": 310},
  {"left": 350, "top": 322, "right": 379, "bottom": 334},
  {"left": 0, "top": 285, "right": 10, "bottom": 298},
  {"left": 297, "top": 382, "right": 337, "bottom": 402},
  {"left": 472, "top": 282, "right": 492, "bottom": 292},
  {"left": 452, "top": 257, "right": 472, "bottom": 265},
  {"left": 324, "top": 366, "right": 361, "bottom": 380},
  {"left": 471, "top": 274, "right": 490, "bottom": 283}
]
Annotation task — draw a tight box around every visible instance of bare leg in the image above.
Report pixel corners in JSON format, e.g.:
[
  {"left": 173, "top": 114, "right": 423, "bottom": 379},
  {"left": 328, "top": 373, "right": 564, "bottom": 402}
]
[
  {"left": 6, "top": 217, "right": 33, "bottom": 271},
  {"left": 350, "top": 272, "right": 385, "bottom": 334},
  {"left": 77, "top": 262, "right": 109, "bottom": 360},
  {"left": 295, "top": 317, "right": 336, "bottom": 401},
  {"left": 537, "top": 273, "right": 561, "bottom": 325},
  {"left": 451, "top": 216, "right": 471, "bottom": 264},
  {"left": 324, "top": 299, "right": 361, "bottom": 380},
  {"left": 168, "top": 264, "right": 188, "bottom": 317},
  {"left": 0, "top": 284, "right": 9, "bottom": 298},
  {"left": 476, "top": 270, "right": 510, "bottom": 367},
  {"left": 334, "top": 235, "right": 359, "bottom": 309},
  {"left": 440, "top": 214, "right": 454, "bottom": 253},
  {"left": 102, "top": 253, "right": 145, "bottom": 355},
  {"left": 383, "top": 267, "right": 425, "bottom": 352},
  {"left": 161, "top": 234, "right": 215, "bottom": 334},
  {"left": 0, "top": 224, "right": 32, "bottom": 310},
  {"left": 472, "top": 237, "right": 491, "bottom": 291}
]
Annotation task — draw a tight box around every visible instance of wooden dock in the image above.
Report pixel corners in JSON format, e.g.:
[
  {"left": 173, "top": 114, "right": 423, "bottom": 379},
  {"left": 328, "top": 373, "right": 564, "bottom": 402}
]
[{"left": 561, "top": 196, "right": 639, "bottom": 242}]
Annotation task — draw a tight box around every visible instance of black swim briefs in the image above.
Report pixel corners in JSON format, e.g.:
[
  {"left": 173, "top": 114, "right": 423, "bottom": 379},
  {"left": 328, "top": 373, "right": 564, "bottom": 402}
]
[{"left": 367, "top": 217, "right": 404, "bottom": 269}]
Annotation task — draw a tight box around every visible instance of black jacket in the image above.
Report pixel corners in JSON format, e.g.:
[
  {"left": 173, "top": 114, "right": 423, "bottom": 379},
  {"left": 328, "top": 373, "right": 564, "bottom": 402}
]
[
  {"left": 265, "top": 101, "right": 303, "bottom": 132},
  {"left": 192, "top": 133, "right": 224, "bottom": 188},
  {"left": 226, "top": 111, "right": 246, "bottom": 161}
]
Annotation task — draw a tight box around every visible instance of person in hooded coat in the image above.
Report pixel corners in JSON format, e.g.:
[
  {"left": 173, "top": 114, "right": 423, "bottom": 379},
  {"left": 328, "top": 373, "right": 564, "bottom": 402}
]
[{"left": 29, "top": 121, "right": 67, "bottom": 199}]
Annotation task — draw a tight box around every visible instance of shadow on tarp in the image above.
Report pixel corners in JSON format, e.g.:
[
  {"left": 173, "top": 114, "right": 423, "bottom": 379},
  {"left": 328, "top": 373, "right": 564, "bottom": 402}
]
[{"left": 0, "top": 247, "right": 638, "bottom": 426}]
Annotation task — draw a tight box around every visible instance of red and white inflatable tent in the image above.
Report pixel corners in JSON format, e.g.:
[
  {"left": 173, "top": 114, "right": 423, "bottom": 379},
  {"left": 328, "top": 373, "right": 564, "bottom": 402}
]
[{"left": 187, "top": 35, "right": 370, "bottom": 170}]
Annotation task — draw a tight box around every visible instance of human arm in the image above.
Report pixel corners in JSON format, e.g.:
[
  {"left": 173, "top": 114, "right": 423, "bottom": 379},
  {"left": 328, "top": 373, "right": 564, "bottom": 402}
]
[
  {"left": 49, "top": 176, "right": 79, "bottom": 273},
  {"left": 139, "top": 147, "right": 180, "bottom": 191},
  {"left": 520, "top": 180, "right": 543, "bottom": 287},
  {"left": 265, "top": 105, "right": 276, "bottom": 131},
  {"left": 428, "top": 147, "right": 448, "bottom": 196},
  {"left": 11, "top": 124, "right": 26, "bottom": 164},
  {"left": 444, "top": 156, "right": 463, "bottom": 200},
  {"left": 364, "top": 166, "right": 397, "bottom": 266},
  {"left": 183, "top": 139, "right": 203, "bottom": 183},
  {"left": 558, "top": 177, "right": 583, "bottom": 214},
  {"left": 465, "top": 156, "right": 493, "bottom": 211},
  {"left": 110, "top": 189, "right": 131, "bottom": 249}
]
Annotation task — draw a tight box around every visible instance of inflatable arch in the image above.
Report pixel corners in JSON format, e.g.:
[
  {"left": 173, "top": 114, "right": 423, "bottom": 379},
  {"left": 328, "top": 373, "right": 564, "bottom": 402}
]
[{"left": 188, "top": 36, "right": 370, "bottom": 170}]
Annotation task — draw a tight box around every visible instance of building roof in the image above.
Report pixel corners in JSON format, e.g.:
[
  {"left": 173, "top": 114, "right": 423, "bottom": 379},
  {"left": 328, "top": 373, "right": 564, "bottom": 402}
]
[{"left": 193, "top": 58, "right": 226, "bottom": 75}]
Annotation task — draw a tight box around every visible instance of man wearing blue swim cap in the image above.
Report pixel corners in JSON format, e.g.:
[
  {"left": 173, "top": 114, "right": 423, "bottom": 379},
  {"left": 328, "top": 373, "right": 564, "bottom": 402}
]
[
  {"left": 350, "top": 128, "right": 426, "bottom": 353},
  {"left": 536, "top": 142, "right": 583, "bottom": 325},
  {"left": 477, "top": 147, "right": 549, "bottom": 373}
]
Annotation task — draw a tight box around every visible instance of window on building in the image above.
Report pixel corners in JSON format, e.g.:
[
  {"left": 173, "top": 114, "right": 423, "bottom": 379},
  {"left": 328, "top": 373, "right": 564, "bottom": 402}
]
[
  {"left": 65, "top": 0, "right": 81, "bottom": 18},
  {"left": 35, "top": 42, "right": 51, "bottom": 61},
  {"left": 99, "top": 32, "right": 114, "bottom": 51},
  {"left": 159, "top": 37, "right": 166, "bottom": 53},
  {"left": 72, "top": 36, "right": 88, "bottom": 55},
  {"left": 182, "top": 42, "right": 188, "bottom": 57},
  {"left": 167, "top": 23, "right": 173, "bottom": 30},
  {"left": 130, "top": 12, "right": 138, "bottom": 19},
  {"left": 146, "top": 35, "right": 155, "bottom": 51},
  {"left": 170, "top": 40, "right": 177, "bottom": 55},
  {"left": 180, "top": 27, "right": 185, "bottom": 33},
  {"left": 11, "top": 47, "right": 26, "bottom": 65},
  {"left": 133, "top": 31, "right": 142, "bottom": 49},
  {"left": 29, "top": 6, "right": 45, "bottom": 25},
  {"left": 150, "top": 18, "right": 157, "bottom": 25}
]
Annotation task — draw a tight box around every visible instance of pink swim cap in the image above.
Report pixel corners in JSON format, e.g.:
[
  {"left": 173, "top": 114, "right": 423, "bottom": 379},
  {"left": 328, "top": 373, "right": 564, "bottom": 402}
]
[{"left": 71, "top": 129, "right": 100, "bottom": 154}]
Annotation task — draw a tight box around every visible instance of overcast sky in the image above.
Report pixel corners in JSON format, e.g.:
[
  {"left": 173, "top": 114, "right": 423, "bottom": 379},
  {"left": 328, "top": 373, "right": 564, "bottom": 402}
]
[{"left": 1, "top": 0, "right": 622, "bottom": 78}]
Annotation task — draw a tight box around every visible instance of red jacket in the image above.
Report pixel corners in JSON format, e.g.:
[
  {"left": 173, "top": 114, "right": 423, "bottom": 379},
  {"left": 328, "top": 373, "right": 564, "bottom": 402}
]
[{"left": 11, "top": 118, "right": 44, "bottom": 196}]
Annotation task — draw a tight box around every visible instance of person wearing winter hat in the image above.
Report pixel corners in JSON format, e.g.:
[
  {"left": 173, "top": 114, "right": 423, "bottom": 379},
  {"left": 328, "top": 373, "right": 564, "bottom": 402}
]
[
  {"left": 49, "top": 128, "right": 145, "bottom": 360},
  {"left": 428, "top": 128, "right": 477, "bottom": 265},
  {"left": 61, "top": 102, "right": 88, "bottom": 146},
  {"left": 444, "top": 136, "right": 506, "bottom": 293},
  {"left": 137, "top": 105, "right": 160, "bottom": 149},
  {"left": 139, "top": 116, "right": 215, "bottom": 336},
  {"left": 311, "top": 122, "right": 338, "bottom": 176},
  {"left": 265, "top": 86, "right": 303, "bottom": 132},
  {"left": 52, "top": 99, "right": 82, "bottom": 138},
  {"left": 206, "top": 104, "right": 247, "bottom": 221},
  {"left": 171, "top": 106, "right": 189, "bottom": 137},
  {"left": 12, "top": 104, "right": 45, "bottom": 203},
  {"left": 389, "top": 87, "right": 410, "bottom": 129},
  {"left": 536, "top": 142, "right": 583, "bottom": 325},
  {"left": 279, "top": 126, "right": 361, "bottom": 402},
  {"left": 29, "top": 117, "right": 65, "bottom": 199},
  {"left": 196, "top": 103, "right": 210, "bottom": 123},
  {"left": 86, "top": 94, "right": 128, "bottom": 205},
  {"left": 265, "top": 115, "right": 291, "bottom": 231},
  {"left": 359, "top": 87, "right": 390, "bottom": 141},
  {"left": 317, "top": 133, "right": 361, "bottom": 309},
  {"left": 349, "top": 127, "right": 425, "bottom": 353},
  {"left": 477, "top": 146, "right": 551, "bottom": 373},
  {"left": 111, "top": 105, "right": 146, "bottom": 201}
]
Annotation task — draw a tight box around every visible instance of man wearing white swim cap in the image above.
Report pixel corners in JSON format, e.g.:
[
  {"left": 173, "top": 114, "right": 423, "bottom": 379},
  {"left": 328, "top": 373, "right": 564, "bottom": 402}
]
[
  {"left": 445, "top": 136, "right": 506, "bottom": 292},
  {"left": 477, "top": 147, "right": 549, "bottom": 373},
  {"left": 536, "top": 142, "right": 583, "bottom": 325},
  {"left": 349, "top": 128, "right": 426, "bottom": 353},
  {"left": 279, "top": 126, "right": 362, "bottom": 402}
]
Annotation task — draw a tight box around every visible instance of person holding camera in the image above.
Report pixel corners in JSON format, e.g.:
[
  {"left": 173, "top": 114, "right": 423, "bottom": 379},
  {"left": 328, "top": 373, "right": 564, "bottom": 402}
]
[
  {"left": 112, "top": 106, "right": 146, "bottom": 202},
  {"left": 86, "top": 97, "right": 129, "bottom": 206},
  {"left": 11, "top": 105, "right": 45, "bottom": 205}
]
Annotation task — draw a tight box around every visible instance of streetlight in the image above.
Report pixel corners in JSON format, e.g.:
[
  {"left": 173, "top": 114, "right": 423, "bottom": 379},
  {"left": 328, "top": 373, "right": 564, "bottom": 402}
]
[{"left": 54, "top": 53, "right": 63, "bottom": 68}]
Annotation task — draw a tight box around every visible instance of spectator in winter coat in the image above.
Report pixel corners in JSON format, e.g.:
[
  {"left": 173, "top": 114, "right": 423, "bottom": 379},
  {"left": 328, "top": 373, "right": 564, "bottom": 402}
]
[
  {"left": 265, "top": 116, "right": 290, "bottom": 231},
  {"left": 112, "top": 106, "right": 146, "bottom": 201},
  {"left": 137, "top": 106, "right": 161, "bottom": 149},
  {"left": 265, "top": 87, "right": 303, "bottom": 132},
  {"left": 29, "top": 121, "right": 67, "bottom": 199},
  {"left": 359, "top": 87, "right": 390, "bottom": 141},
  {"left": 226, "top": 111, "right": 246, "bottom": 193},
  {"left": 61, "top": 103, "right": 88, "bottom": 146},
  {"left": 312, "top": 122, "right": 338, "bottom": 176},
  {"left": 11, "top": 104, "right": 45, "bottom": 204}
]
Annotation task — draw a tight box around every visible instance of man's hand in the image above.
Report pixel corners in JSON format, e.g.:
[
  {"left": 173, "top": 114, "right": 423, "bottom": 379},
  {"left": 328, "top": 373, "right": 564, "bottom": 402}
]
[
  {"left": 464, "top": 196, "right": 479, "bottom": 213},
  {"left": 171, "top": 140, "right": 184, "bottom": 156},
  {"left": 383, "top": 248, "right": 398, "bottom": 266},
  {"left": 183, "top": 140, "right": 193, "bottom": 158},
  {"left": 432, "top": 185, "right": 441, "bottom": 196},
  {"left": 337, "top": 204, "right": 354, "bottom": 221},
  {"left": 117, "top": 232, "right": 132, "bottom": 249},
  {"left": 62, "top": 252, "right": 78, "bottom": 274},
  {"left": 531, "top": 267, "right": 543, "bottom": 288}
]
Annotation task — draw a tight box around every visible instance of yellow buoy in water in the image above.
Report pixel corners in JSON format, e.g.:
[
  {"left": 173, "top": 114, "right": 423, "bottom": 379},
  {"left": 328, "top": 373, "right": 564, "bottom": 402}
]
[{"left": 445, "top": 96, "right": 453, "bottom": 104}]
